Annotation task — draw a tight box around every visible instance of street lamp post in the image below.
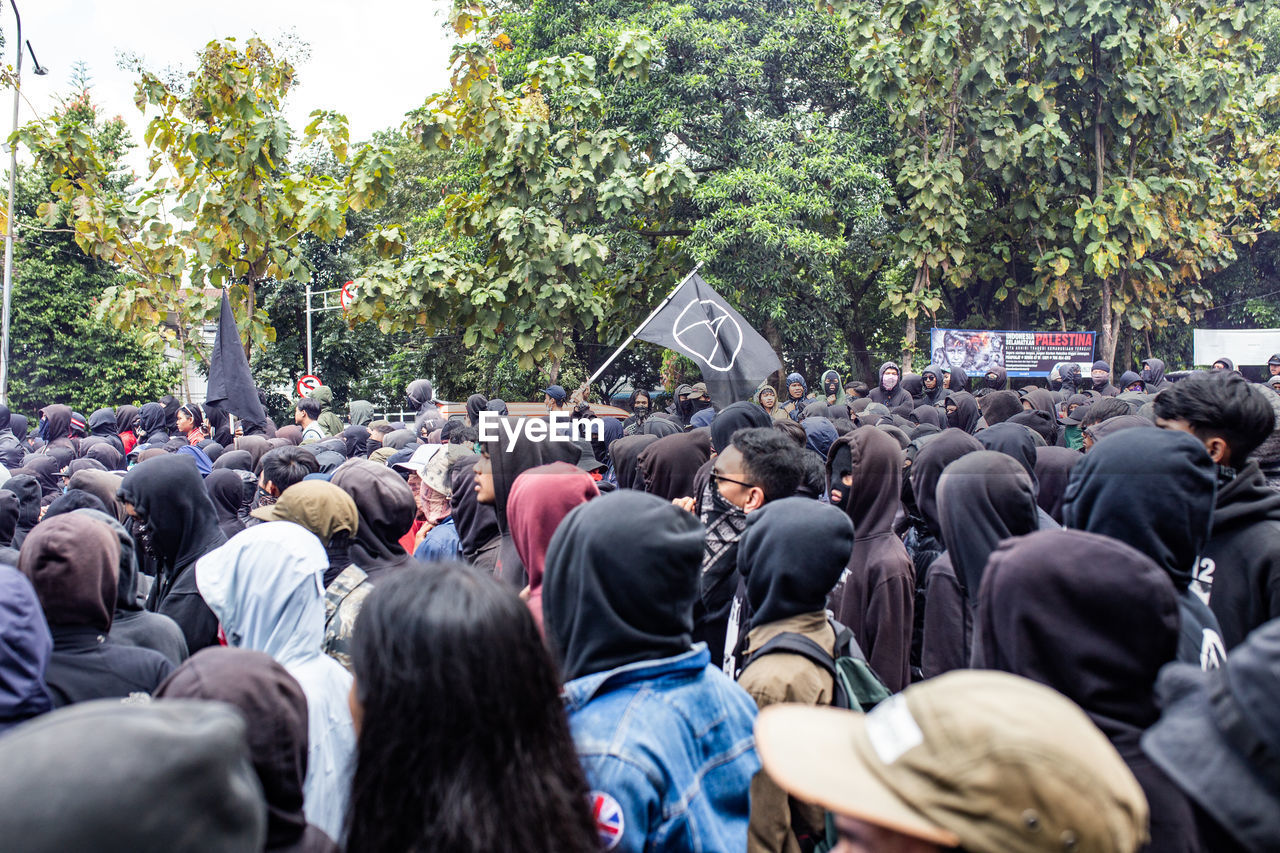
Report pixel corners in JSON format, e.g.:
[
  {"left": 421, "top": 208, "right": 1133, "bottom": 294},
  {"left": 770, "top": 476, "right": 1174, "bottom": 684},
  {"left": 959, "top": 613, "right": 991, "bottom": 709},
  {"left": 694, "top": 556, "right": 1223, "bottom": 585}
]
[{"left": 0, "top": 0, "right": 47, "bottom": 405}]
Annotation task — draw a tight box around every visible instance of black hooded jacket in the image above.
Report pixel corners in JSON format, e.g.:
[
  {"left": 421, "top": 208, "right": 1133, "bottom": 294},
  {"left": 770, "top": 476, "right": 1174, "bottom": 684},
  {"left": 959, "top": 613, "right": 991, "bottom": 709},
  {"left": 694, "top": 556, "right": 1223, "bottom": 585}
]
[
  {"left": 1201, "top": 460, "right": 1280, "bottom": 649},
  {"left": 920, "top": 451, "right": 1038, "bottom": 679},
  {"left": 137, "top": 402, "right": 170, "bottom": 445},
  {"left": 974, "top": 529, "right": 1200, "bottom": 853},
  {"left": 543, "top": 490, "right": 704, "bottom": 683},
  {"left": 826, "top": 428, "right": 915, "bottom": 692},
  {"left": 205, "top": 469, "right": 249, "bottom": 541},
  {"left": 156, "top": 648, "right": 339, "bottom": 853},
  {"left": 1063, "top": 429, "right": 1225, "bottom": 669},
  {"left": 450, "top": 455, "right": 501, "bottom": 572},
  {"left": 945, "top": 391, "right": 982, "bottom": 434},
  {"left": 329, "top": 459, "right": 417, "bottom": 581},
  {"left": 1140, "top": 359, "right": 1173, "bottom": 393},
  {"left": 87, "top": 409, "right": 125, "bottom": 455},
  {"left": 117, "top": 455, "right": 226, "bottom": 654},
  {"left": 947, "top": 364, "right": 971, "bottom": 394},
  {"left": 738, "top": 497, "right": 854, "bottom": 629},
  {"left": 37, "top": 405, "right": 74, "bottom": 451},
  {"left": 868, "top": 361, "right": 913, "bottom": 409},
  {"left": 19, "top": 513, "right": 174, "bottom": 706},
  {"left": 977, "top": 422, "right": 1060, "bottom": 529},
  {"left": 919, "top": 365, "right": 949, "bottom": 406},
  {"left": 70, "top": 507, "right": 188, "bottom": 667},
  {"left": 976, "top": 365, "right": 1008, "bottom": 397},
  {"left": 0, "top": 404, "right": 22, "bottom": 468},
  {"left": 6, "top": 475, "right": 41, "bottom": 549}
]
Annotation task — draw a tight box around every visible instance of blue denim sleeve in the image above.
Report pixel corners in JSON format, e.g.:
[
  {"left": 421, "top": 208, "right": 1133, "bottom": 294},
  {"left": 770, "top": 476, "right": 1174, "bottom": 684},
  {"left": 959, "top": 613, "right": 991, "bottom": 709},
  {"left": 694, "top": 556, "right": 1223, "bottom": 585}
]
[{"left": 578, "top": 750, "right": 661, "bottom": 853}]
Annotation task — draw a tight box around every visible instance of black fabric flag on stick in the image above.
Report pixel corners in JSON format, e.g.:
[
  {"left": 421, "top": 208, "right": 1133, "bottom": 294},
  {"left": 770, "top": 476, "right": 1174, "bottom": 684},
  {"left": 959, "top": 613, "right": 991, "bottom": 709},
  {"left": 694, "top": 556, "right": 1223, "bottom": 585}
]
[
  {"left": 634, "top": 273, "right": 781, "bottom": 403},
  {"left": 204, "top": 290, "right": 267, "bottom": 429}
]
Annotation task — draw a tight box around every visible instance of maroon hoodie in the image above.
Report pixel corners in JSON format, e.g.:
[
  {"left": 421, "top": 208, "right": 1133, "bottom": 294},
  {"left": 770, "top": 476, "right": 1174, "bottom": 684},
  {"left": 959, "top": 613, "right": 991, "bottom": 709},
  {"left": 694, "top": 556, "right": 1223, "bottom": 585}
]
[{"left": 508, "top": 462, "right": 599, "bottom": 635}]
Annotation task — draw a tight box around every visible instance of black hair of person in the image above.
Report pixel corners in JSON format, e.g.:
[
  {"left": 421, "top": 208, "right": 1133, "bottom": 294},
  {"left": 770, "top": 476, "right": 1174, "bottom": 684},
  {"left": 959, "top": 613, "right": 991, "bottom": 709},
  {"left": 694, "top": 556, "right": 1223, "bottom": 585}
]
[
  {"left": 832, "top": 418, "right": 855, "bottom": 436},
  {"left": 260, "top": 446, "right": 321, "bottom": 493},
  {"left": 178, "top": 402, "right": 203, "bottom": 431},
  {"left": 731, "top": 427, "right": 805, "bottom": 503},
  {"left": 451, "top": 425, "right": 478, "bottom": 445},
  {"left": 772, "top": 418, "right": 807, "bottom": 448},
  {"left": 1153, "top": 370, "right": 1277, "bottom": 461},
  {"left": 1078, "top": 397, "right": 1131, "bottom": 428},
  {"left": 846, "top": 380, "right": 869, "bottom": 397},
  {"left": 295, "top": 398, "right": 321, "bottom": 420},
  {"left": 344, "top": 563, "right": 598, "bottom": 853}
]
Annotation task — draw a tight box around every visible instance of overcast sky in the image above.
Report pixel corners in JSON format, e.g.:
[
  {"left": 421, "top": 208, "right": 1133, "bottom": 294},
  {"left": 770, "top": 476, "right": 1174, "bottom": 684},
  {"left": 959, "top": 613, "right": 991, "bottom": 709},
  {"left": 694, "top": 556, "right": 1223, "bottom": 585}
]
[{"left": 9, "top": 1, "right": 456, "bottom": 169}]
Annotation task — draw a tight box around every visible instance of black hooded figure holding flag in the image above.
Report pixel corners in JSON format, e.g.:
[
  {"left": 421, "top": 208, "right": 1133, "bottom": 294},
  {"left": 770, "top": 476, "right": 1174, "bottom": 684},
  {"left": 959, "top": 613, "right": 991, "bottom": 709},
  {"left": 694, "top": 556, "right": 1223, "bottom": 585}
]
[{"left": 204, "top": 290, "right": 268, "bottom": 435}]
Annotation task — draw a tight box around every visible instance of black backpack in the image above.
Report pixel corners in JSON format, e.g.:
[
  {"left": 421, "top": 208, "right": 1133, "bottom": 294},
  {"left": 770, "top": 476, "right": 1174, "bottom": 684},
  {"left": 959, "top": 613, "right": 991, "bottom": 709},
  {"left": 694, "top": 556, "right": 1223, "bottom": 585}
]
[{"left": 746, "top": 620, "right": 891, "bottom": 712}]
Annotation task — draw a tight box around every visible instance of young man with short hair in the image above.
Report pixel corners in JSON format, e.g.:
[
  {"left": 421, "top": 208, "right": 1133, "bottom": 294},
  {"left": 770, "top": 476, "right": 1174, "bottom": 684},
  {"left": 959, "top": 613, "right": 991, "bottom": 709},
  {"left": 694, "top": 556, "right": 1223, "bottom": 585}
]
[
  {"left": 258, "top": 446, "right": 321, "bottom": 505},
  {"left": 295, "top": 398, "right": 325, "bottom": 444},
  {"left": 1155, "top": 370, "right": 1280, "bottom": 648}
]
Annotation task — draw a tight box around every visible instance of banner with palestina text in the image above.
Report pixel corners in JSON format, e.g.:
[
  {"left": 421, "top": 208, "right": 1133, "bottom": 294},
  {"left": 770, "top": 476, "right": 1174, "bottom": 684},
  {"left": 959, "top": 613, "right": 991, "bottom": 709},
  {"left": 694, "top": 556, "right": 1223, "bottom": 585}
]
[{"left": 928, "top": 329, "right": 1096, "bottom": 378}]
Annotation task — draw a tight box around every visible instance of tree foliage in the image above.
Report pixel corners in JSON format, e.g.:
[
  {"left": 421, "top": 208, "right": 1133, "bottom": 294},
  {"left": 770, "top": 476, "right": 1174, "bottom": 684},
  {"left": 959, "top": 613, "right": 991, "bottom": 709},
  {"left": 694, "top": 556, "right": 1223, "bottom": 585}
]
[
  {"left": 353, "top": 0, "right": 695, "bottom": 380},
  {"left": 833, "top": 0, "right": 1280, "bottom": 365},
  {"left": 20, "top": 37, "right": 396, "bottom": 365}
]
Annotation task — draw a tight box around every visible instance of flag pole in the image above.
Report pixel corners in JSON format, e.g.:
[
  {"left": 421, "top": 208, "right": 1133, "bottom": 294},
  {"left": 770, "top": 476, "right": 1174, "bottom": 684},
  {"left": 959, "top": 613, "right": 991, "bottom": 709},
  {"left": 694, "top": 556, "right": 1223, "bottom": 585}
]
[{"left": 587, "top": 262, "right": 703, "bottom": 386}]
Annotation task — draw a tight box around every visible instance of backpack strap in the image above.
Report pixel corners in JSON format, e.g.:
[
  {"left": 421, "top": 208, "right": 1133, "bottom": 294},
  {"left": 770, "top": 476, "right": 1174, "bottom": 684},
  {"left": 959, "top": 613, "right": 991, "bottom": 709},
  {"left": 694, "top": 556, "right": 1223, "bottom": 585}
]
[{"left": 748, "top": 632, "right": 838, "bottom": 678}]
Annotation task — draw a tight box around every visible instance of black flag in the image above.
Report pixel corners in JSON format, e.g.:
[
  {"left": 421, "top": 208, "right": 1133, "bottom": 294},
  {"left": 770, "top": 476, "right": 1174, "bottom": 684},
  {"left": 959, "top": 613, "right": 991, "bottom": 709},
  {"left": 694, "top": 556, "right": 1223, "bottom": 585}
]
[
  {"left": 204, "top": 290, "right": 267, "bottom": 429},
  {"left": 635, "top": 273, "right": 781, "bottom": 403}
]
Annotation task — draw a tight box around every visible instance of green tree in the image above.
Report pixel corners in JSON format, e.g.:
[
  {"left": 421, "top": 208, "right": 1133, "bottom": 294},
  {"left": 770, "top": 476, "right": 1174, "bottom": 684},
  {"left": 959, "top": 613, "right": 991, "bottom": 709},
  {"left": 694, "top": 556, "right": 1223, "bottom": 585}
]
[
  {"left": 834, "top": 0, "right": 1280, "bottom": 366},
  {"left": 6, "top": 91, "right": 178, "bottom": 414},
  {"left": 498, "top": 0, "right": 902, "bottom": 383},
  {"left": 20, "top": 37, "right": 396, "bottom": 367},
  {"left": 353, "top": 0, "right": 696, "bottom": 383}
]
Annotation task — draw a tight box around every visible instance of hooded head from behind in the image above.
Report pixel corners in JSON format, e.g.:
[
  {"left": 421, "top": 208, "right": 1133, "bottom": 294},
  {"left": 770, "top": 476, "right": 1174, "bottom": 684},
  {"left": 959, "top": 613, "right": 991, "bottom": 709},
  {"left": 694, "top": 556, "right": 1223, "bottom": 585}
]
[
  {"left": 738, "top": 497, "right": 853, "bottom": 628},
  {"left": 1063, "top": 429, "right": 1215, "bottom": 589},
  {"left": 826, "top": 426, "right": 904, "bottom": 537},
  {"left": 155, "top": 648, "right": 310, "bottom": 850},
  {"left": 329, "top": 458, "right": 416, "bottom": 574},
  {"left": 542, "top": 490, "right": 704, "bottom": 682},
  {"left": 975, "top": 529, "right": 1178, "bottom": 736},
  {"left": 910, "top": 429, "right": 984, "bottom": 540},
  {"left": 195, "top": 521, "right": 327, "bottom": 667},
  {"left": 710, "top": 401, "right": 772, "bottom": 454},
  {"left": 18, "top": 513, "right": 119, "bottom": 632},
  {"left": 0, "top": 699, "right": 267, "bottom": 853},
  {"left": 117, "top": 454, "right": 225, "bottom": 571},
  {"left": 936, "top": 450, "right": 1039, "bottom": 598}
]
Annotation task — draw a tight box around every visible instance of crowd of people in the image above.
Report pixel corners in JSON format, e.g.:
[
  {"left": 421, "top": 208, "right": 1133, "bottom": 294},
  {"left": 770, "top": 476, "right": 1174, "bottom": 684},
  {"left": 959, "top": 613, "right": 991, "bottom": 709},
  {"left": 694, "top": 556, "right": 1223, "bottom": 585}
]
[{"left": 1, "top": 353, "right": 1280, "bottom": 852}]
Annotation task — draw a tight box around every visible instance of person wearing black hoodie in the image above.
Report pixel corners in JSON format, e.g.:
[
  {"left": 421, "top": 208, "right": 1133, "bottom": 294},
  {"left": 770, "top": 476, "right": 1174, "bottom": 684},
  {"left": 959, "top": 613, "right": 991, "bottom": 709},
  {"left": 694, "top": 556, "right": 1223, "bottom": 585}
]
[
  {"left": 919, "top": 451, "right": 1039, "bottom": 679},
  {"left": 206, "top": 468, "right": 250, "bottom": 541},
  {"left": 86, "top": 408, "right": 125, "bottom": 455},
  {"left": 0, "top": 403, "right": 23, "bottom": 468},
  {"left": 328, "top": 459, "right": 417, "bottom": 582},
  {"left": 974, "top": 529, "right": 1201, "bottom": 853},
  {"left": 826, "top": 427, "right": 915, "bottom": 692},
  {"left": 1153, "top": 370, "right": 1280, "bottom": 649},
  {"left": 868, "top": 361, "right": 913, "bottom": 409},
  {"left": 919, "top": 364, "right": 949, "bottom": 406},
  {"left": 19, "top": 513, "right": 174, "bottom": 705},
  {"left": 1063, "top": 428, "right": 1226, "bottom": 669},
  {"left": 0, "top": 490, "right": 19, "bottom": 564},
  {"left": 734, "top": 497, "right": 855, "bottom": 853},
  {"left": 136, "top": 401, "right": 170, "bottom": 447},
  {"left": 1090, "top": 360, "right": 1120, "bottom": 396},
  {"left": 943, "top": 390, "right": 982, "bottom": 434},
  {"left": 36, "top": 404, "right": 75, "bottom": 453},
  {"left": 973, "top": 364, "right": 1008, "bottom": 399},
  {"left": 1140, "top": 357, "right": 1173, "bottom": 393},
  {"left": 542, "top": 490, "right": 760, "bottom": 853},
  {"left": 156, "top": 648, "right": 339, "bottom": 853},
  {"left": 72, "top": 506, "right": 188, "bottom": 667},
  {"left": 6, "top": 474, "right": 41, "bottom": 549},
  {"left": 450, "top": 454, "right": 502, "bottom": 572},
  {"left": 117, "top": 454, "right": 227, "bottom": 654}
]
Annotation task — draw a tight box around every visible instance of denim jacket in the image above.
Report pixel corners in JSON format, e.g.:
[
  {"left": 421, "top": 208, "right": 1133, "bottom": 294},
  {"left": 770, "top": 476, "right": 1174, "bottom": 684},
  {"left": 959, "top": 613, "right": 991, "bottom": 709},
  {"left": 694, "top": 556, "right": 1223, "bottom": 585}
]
[{"left": 563, "top": 644, "right": 760, "bottom": 852}]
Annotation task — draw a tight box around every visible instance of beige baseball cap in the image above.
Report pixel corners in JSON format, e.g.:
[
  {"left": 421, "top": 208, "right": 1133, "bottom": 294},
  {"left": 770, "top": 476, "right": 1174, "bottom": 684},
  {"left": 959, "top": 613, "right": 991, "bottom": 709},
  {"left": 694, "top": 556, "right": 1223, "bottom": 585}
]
[
  {"left": 250, "top": 480, "right": 358, "bottom": 546},
  {"left": 755, "top": 671, "right": 1149, "bottom": 853}
]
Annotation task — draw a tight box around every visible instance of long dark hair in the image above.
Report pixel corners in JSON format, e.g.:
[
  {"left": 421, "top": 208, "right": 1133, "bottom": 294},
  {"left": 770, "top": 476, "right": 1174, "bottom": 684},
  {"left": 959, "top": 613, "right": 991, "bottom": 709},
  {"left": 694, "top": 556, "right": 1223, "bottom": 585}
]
[{"left": 344, "top": 563, "right": 598, "bottom": 853}]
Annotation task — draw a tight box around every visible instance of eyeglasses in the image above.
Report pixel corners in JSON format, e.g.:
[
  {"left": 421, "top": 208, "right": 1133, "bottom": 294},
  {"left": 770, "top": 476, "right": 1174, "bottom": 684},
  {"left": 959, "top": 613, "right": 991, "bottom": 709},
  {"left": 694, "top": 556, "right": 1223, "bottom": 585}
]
[{"left": 711, "top": 471, "right": 757, "bottom": 491}]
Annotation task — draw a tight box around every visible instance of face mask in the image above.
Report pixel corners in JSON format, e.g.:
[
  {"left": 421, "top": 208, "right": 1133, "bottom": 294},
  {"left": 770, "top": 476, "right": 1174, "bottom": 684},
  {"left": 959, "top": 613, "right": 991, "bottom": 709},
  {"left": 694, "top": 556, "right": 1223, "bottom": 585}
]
[
  {"left": 633, "top": 405, "right": 649, "bottom": 418},
  {"left": 133, "top": 519, "right": 162, "bottom": 559},
  {"left": 1140, "top": 368, "right": 1153, "bottom": 382},
  {"left": 946, "top": 407, "right": 960, "bottom": 428},
  {"left": 882, "top": 373, "right": 898, "bottom": 391},
  {"left": 1127, "top": 383, "right": 1143, "bottom": 392},
  {"left": 986, "top": 374, "right": 1002, "bottom": 389},
  {"left": 1092, "top": 374, "right": 1109, "bottom": 388},
  {"left": 825, "top": 382, "right": 838, "bottom": 395}
]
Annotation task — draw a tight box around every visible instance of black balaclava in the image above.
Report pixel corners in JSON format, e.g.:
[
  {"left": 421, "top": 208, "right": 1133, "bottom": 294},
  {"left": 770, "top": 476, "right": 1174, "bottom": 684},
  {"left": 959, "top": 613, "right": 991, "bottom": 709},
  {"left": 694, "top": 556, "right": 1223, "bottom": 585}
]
[
  {"left": 1062, "top": 429, "right": 1215, "bottom": 589},
  {"left": 543, "top": 490, "right": 704, "bottom": 682},
  {"left": 945, "top": 391, "right": 982, "bottom": 434},
  {"left": 117, "top": 454, "right": 226, "bottom": 574},
  {"left": 738, "top": 497, "right": 853, "bottom": 628}
]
